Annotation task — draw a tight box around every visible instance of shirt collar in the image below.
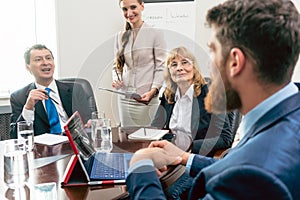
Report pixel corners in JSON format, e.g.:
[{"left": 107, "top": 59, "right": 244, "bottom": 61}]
[
  {"left": 174, "top": 84, "right": 194, "bottom": 102},
  {"left": 239, "top": 82, "right": 299, "bottom": 140},
  {"left": 35, "top": 80, "right": 58, "bottom": 94}
]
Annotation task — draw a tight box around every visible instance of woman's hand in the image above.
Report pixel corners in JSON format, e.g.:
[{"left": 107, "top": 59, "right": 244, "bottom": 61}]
[
  {"left": 112, "top": 80, "right": 124, "bottom": 90},
  {"left": 135, "top": 88, "right": 158, "bottom": 104}
]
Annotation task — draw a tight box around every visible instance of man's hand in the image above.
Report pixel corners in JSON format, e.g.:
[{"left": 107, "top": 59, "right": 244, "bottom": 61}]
[
  {"left": 84, "top": 119, "right": 92, "bottom": 128},
  {"left": 130, "top": 147, "right": 183, "bottom": 175},
  {"left": 25, "top": 89, "right": 48, "bottom": 110},
  {"left": 149, "top": 140, "right": 190, "bottom": 165}
]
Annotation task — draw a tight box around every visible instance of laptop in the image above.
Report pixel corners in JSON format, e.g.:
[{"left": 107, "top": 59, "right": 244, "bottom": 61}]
[{"left": 63, "top": 111, "right": 133, "bottom": 184}]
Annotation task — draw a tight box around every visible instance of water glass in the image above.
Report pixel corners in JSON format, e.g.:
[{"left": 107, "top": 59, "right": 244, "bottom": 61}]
[
  {"left": 3, "top": 139, "right": 29, "bottom": 189},
  {"left": 91, "top": 118, "right": 112, "bottom": 152},
  {"left": 17, "top": 121, "right": 34, "bottom": 151},
  {"left": 91, "top": 111, "right": 105, "bottom": 120}
]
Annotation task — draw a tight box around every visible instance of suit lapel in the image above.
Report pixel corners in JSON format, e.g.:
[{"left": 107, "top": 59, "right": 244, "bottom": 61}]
[
  {"left": 132, "top": 22, "right": 147, "bottom": 50},
  {"left": 165, "top": 103, "right": 175, "bottom": 129},
  {"left": 191, "top": 97, "right": 200, "bottom": 139},
  {"left": 35, "top": 101, "right": 48, "bottom": 124},
  {"left": 28, "top": 83, "right": 48, "bottom": 125},
  {"left": 56, "top": 80, "right": 73, "bottom": 117}
]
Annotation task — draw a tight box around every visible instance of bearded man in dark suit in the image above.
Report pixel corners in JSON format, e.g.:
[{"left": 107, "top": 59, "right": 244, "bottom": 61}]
[{"left": 125, "top": 0, "right": 300, "bottom": 199}]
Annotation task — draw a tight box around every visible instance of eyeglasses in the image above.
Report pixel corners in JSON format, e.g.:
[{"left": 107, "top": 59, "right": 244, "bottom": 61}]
[
  {"left": 32, "top": 56, "right": 53, "bottom": 63},
  {"left": 169, "top": 58, "right": 192, "bottom": 69}
]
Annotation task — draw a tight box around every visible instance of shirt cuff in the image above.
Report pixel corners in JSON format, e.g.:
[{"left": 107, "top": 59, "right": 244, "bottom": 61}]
[
  {"left": 128, "top": 159, "right": 154, "bottom": 175},
  {"left": 22, "top": 107, "right": 35, "bottom": 122},
  {"left": 185, "top": 154, "right": 195, "bottom": 174}
]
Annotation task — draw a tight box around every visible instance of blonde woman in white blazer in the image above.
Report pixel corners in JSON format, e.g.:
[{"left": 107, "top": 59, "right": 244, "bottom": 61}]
[{"left": 112, "top": 0, "right": 167, "bottom": 127}]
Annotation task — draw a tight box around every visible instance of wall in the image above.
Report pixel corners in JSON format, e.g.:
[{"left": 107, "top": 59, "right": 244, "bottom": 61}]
[
  {"left": 55, "top": 0, "right": 123, "bottom": 125},
  {"left": 55, "top": 0, "right": 300, "bottom": 125}
]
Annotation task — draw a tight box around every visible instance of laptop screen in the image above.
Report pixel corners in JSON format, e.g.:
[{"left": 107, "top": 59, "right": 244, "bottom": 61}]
[{"left": 64, "top": 111, "right": 95, "bottom": 160}]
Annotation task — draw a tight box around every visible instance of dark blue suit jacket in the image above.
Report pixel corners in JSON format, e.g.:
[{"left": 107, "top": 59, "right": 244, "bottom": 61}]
[
  {"left": 10, "top": 80, "right": 91, "bottom": 138},
  {"left": 127, "top": 84, "right": 300, "bottom": 199},
  {"left": 151, "top": 84, "right": 233, "bottom": 156}
]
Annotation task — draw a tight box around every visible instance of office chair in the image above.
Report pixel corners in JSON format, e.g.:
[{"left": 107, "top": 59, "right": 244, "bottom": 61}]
[{"left": 58, "top": 78, "right": 98, "bottom": 115}]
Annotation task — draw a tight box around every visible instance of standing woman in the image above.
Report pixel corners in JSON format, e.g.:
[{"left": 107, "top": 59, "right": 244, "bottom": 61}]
[{"left": 112, "top": 0, "right": 167, "bottom": 127}]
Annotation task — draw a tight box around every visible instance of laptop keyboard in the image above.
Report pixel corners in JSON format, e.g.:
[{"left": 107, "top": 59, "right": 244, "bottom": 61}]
[{"left": 92, "top": 153, "right": 126, "bottom": 180}]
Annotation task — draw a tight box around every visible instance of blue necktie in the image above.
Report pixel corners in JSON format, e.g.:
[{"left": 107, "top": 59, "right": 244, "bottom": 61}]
[{"left": 45, "top": 88, "right": 62, "bottom": 134}]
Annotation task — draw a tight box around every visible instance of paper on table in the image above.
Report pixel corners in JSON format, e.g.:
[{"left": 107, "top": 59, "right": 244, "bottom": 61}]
[
  {"left": 34, "top": 133, "right": 69, "bottom": 146},
  {"left": 128, "top": 128, "right": 169, "bottom": 141}
]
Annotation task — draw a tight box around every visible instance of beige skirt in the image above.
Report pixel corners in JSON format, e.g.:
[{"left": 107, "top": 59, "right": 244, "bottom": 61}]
[{"left": 117, "top": 95, "right": 159, "bottom": 127}]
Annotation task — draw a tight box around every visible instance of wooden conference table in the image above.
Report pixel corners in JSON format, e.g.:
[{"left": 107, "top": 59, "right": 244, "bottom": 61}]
[{"left": 0, "top": 127, "right": 192, "bottom": 200}]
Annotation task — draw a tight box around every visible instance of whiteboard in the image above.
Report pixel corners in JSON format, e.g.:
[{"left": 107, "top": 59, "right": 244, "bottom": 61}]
[
  {"left": 143, "top": 1, "right": 195, "bottom": 43},
  {"left": 143, "top": 1, "right": 209, "bottom": 76}
]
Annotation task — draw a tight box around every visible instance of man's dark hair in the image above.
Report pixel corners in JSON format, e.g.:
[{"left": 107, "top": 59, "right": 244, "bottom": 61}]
[
  {"left": 206, "top": 0, "right": 300, "bottom": 84},
  {"left": 24, "top": 44, "right": 54, "bottom": 65}
]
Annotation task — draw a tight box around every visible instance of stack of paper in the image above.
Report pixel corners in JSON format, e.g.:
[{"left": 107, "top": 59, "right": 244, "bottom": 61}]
[
  {"left": 34, "top": 133, "right": 69, "bottom": 145},
  {"left": 128, "top": 128, "right": 169, "bottom": 141}
]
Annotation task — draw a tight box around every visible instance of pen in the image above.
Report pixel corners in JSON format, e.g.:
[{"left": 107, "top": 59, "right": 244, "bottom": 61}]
[
  {"left": 115, "top": 68, "right": 121, "bottom": 81},
  {"left": 88, "top": 180, "right": 125, "bottom": 185},
  {"left": 144, "top": 128, "right": 146, "bottom": 136},
  {"left": 44, "top": 92, "right": 59, "bottom": 105}
]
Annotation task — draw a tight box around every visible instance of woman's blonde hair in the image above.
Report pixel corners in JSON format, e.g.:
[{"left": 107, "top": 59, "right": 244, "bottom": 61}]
[{"left": 164, "top": 46, "right": 206, "bottom": 104}]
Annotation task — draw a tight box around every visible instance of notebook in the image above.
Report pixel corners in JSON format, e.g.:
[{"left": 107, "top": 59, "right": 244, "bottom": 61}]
[
  {"left": 128, "top": 128, "right": 169, "bottom": 141},
  {"left": 63, "top": 111, "right": 133, "bottom": 185}
]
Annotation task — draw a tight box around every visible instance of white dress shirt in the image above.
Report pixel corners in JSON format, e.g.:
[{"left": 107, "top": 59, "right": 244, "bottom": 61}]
[
  {"left": 169, "top": 84, "right": 194, "bottom": 138},
  {"left": 22, "top": 80, "right": 69, "bottom": 131}
]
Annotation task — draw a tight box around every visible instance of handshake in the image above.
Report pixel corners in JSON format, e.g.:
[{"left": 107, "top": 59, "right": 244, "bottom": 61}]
[{"left": 130, "top": 140, "right": 191, "bottom": 175}]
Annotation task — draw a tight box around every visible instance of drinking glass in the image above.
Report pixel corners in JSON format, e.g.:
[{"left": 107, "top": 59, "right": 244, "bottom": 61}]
[
  {"left": 91, "top": 111, "right": 105, "bottom": 148},
  {"left": 17, "top": 121, "right": 34, "bottom": 151},
  {"left": 91, "top": 118, "right": 112, "bottom": 152},
  {"left": 91, "top": 111, "right": 105, "bottom": 120},
  {"left": 3, "top": 139, "right": 29, "bottom": 189}
]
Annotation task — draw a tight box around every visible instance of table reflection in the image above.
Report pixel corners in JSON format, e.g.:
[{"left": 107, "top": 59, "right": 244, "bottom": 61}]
[{"left": 0, "top": 127, "right": 191, "bottom": 200}]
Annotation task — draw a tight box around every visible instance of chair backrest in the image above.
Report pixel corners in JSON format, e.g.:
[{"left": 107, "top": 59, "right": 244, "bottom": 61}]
[{"left": 58, "top": 78, "right": 97, "bottom": 115}]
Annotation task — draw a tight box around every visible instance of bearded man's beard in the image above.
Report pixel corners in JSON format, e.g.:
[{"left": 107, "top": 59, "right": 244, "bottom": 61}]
[{"left": 205, "top": 75, "right": 242, "bottom": 114}]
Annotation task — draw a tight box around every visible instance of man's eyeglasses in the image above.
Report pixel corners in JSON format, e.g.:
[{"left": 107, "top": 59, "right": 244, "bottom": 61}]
[
  {"left": 32, "top": 56, "right": 53, "bottom": 63},
  {"left": 169, "top": 58, "right": 192, "bottom": 69}
]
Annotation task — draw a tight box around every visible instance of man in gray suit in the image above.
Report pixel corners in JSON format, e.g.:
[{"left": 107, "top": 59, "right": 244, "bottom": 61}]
[
  {"left": 10, "top": 44, "right": 91, "bottom": 138},
  {"left": 125, "top": 0, "right": 300, "bottom": 199}
]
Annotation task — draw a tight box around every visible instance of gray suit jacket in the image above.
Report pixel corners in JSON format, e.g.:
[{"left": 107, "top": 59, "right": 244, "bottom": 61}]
[
  {"left": 113, "top": 22, "right": 167, "bottom": 95},
  {"left": 10, "top": 80, "right": 91, "bottom": 138}
]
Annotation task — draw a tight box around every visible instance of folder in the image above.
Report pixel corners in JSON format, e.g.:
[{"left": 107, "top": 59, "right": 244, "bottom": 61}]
[{"left": 98, "top": 87, "right": 141, "bottom": 99}]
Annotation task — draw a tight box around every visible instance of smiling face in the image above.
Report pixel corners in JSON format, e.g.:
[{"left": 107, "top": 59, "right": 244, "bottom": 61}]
[
  {"left": 120, "top": 0, "right": 144, "bottom": 28},
  {"left": 26, "top": 48, "right": 55, "bottom": 86}
]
